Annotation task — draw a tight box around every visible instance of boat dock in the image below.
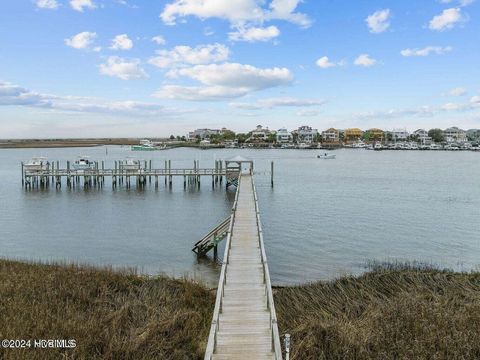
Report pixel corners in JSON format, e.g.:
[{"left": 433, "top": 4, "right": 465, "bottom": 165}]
[
  {"left": 20, "top": 158, "right": 274, "bottom": 190},
  {"left": 204, "top": 172, "right": 282, "bottom": 360}
]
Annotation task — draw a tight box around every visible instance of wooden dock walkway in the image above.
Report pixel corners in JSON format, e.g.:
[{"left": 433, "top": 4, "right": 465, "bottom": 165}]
[{"left": 204, "top": 174, "right": 282, "bottom": 360}]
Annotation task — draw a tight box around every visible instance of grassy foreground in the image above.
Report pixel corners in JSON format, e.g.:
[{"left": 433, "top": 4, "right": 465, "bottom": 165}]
[{"left": 1, "top": 260, "right": 479, "bottom": 359}]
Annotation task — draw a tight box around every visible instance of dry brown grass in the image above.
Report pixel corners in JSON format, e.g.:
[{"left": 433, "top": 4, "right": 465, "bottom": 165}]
[
  {"left": 274, "top": 263, "right": 480, "bottom": 360},
  {"left": 1, "top": 260, "right": 479, "bottom": 360},
  {"left": 0, "top": 260, "right": 214, "bottom": 360}
]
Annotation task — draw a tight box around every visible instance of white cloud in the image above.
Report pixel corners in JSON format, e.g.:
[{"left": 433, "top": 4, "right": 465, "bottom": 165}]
[
  {"left": 152, "top": 35, "right": 166, "bottom": 45},
  {"left": 229, "top": 25, "right": 280, "bottom": 42},
  {"left": 440, "top": 0, "right": 474, "bottom": 7},
  {"left": 230, "top": 97, "right": 325, "bottom": 109},
  {"left": 70, "top": 0, "right": 96, "bottom": 12},
  {"left": 366, "top": 9, "right": 391, "bottom": 33},
  {"left": 354, "top": 54, "right": 377, "bottom": 67},
  {"left": 400, "top": 46, "right": 453, "bottom": 57},
  {"left": 98, "top": 57, "right": 148, "bottom": 80},
  {"left": 110, "top": 34, "right": 133, "bottom": 51},
  {"left": 429, "top": 8, "right": 464, "bottom": 31},
  {"left": 160, "top": 0, "right": 311, "bottom": 28},
  {"left": 35, "top": 0, "right": 59, "bottom": 9},
  {"left": 266, "top": 0, "right": 312, "bottom": 28},
  {"left": 470, "top": 95, "right": 480, "bottom": 104},
  {"left": 148, "top": 43, "right": 229, "bottom": 68},
  {"left": 315, "top": 56, "right": 344, "bottom": 69},
  {"left": 0, "top": 81, "right": 186, "bottom": 118},
  {"left": 155, "top": 62, "right": 293, "bottom": 101},
  {"left": 65, "top": 32, "right": 97, "bottom": 50},
  {"left": 450, "top": 87, "right": 467, "bottom": 96}
]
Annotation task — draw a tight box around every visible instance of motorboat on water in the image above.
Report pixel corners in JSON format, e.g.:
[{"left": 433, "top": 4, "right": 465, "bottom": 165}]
[
  {"left": 317, "top": 152, "right": 336, "bottom": 159},
  {"left": 24, "top": 157, "right": 49, "bottom": 172},
  {"left": 72, "top": 156, "right": 95, "bottom": 170}
]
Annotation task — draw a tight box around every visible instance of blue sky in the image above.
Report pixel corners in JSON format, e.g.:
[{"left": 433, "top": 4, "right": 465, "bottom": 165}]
[{"left": 1, "top": 0, "right": 479, "bottom": 138}]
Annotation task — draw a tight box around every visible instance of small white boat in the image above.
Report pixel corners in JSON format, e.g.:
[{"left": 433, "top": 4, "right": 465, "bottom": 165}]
[
  {"left": 72, "top": 156, "right": 95, "bottom": 170},
  {"left": 120, "top": 158, "right": 141, "bottom": 171},
  {"left": 317, "top": 152, "right": 336, "bottom": 159},
  {"left": 24, "top": 157, "right": 49, "bottom": 172}
]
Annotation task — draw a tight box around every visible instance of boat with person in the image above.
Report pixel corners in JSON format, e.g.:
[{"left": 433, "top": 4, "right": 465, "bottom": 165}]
[
  {"left": 24, "top": 157, "right": 49, "bottom": 172},
  {"left": 317, "top": 152, "right": 336, "bottom": 159}
]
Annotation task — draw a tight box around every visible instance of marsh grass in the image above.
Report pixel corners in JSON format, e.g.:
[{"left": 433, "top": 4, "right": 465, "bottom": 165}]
[
  {"left": 0, "top": 259, "right": 214, "bottom": 360},
  {"left": 1, "top": 259, "right": 479, "bottom": 359},
  {"left": 274, "top": 263, "right": 480, "bottom": 359}
]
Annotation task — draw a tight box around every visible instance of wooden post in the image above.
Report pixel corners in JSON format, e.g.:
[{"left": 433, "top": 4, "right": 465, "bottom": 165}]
[
  {"left": 149, "top": 160, "right": 152, "bottom": 183},
  {"left": 165, "top": 160, "right": 167, "bottom": 185},
  {"left": 271, "top": 161, "right": 274, "bottom": 187},
  {"left": 21, "top": 162, "right": 24, "bottom": 186}
]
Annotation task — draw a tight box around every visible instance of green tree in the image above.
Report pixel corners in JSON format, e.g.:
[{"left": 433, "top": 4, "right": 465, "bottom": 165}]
[
  {"left": 428, "top": 129, "right": 445, "bottom": 143},
  {"left": 169, "top": 135, "right": 175, "bottom": 140},
  {"left": 236, "top": 133, "right": 249, "bottom": 144}
]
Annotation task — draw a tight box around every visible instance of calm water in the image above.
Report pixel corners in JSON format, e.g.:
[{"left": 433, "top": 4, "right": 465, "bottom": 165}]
[{"left": 0, "top": 146, "right": 479, "bottom": 285}]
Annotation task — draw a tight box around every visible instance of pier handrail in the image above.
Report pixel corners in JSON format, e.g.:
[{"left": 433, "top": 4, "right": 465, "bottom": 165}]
[
  {"left": 252, "top": 177, "right": 283, "bottom": 360},
  {"left": 192, "top": 217, "right": 231, "bottom": 251},
  {"left": 204, "top": 174, "right": 242, "bottom": 360}
]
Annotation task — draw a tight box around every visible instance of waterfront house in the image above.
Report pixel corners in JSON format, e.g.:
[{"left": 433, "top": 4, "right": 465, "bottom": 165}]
[
  {"left": 444, "top": 127, "right": 467, "bottom": 143},
  {"left": 367, "top": 128, "right": 384, "bottom": 141},
  {"left": 294, "top": 125, "right": 318, "bottom": 143},
  {"left": 250, "top": 125, "right": 272, "bottom": 141},
  {"left": 413, "top": 129, "right": 432, "bottom": 145},
  {"left": 391, "top": 128, "right": 409, "bottom": 141},
  {"left": 344, "top": 128, "right": 364, "bottom": 142},
  {"left": 188, "top": 128, "right": 230, "bottom": 141},
  {"left": 276, "top": 128, "right": 292, "bottom": 143},
  {"left": 321, "top": 128, "right": 340, "bottom": 142}
]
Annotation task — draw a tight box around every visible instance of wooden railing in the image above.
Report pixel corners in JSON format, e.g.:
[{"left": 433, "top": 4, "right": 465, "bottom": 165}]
[
  {"left": 252, "top": 177, "right": 283, "bottom": 360},
  {"left": 204, "top": 174, "right": 242, "bottom": 360},
  {"left": 192, "top": 217, "right": 231, "bottom": 255}
]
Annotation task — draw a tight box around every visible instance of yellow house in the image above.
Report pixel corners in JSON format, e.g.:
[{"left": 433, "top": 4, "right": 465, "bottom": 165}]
[
  {"left": 345, "top": 128, "right": 364, "bottom": 141},
  {"left": 368, "top": 128, "right": 384, "bottom": 141}
]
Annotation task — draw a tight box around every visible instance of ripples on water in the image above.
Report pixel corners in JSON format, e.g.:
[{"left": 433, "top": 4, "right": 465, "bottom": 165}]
[{"left": 0, "top": 147, "right": 479, "bottom": 285}]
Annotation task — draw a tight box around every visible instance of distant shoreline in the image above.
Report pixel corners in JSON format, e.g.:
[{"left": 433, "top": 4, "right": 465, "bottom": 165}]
[{"left": 0, "top": 139, "right": 155, "bottom": 149}]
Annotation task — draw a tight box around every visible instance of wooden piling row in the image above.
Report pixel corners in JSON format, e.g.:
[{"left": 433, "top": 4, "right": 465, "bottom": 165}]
[{"left": 21, "top": 159, "right": 245, "bottom": 191}]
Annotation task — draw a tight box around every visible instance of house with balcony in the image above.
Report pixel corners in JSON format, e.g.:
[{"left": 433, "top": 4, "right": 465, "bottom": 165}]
[
  {"left": 321, "top": 128, "right": 340, "bottom": 142},
  {"left": 413, "top": 129, "right": 432, "bottom": 144},
  {"left": 344, "top": 128, "right": 364, "bottom": 142},
  {"left": 249, "top": 125, "right": 272, "bottom": 141},
  {"left": 367, "top": 128, "right": 385, "bottom": 141},
  {"left": 391, "top": 129, "right": 409, "bottom": 141},
  {"left": 276, "top": 128, "right": 292, "bottom": 143},
  {"left": 294, "top": 125, "right": 318, "bottom": 143},
  {"left": 444, "top": 127, "right": 467, "bottom": 143}
]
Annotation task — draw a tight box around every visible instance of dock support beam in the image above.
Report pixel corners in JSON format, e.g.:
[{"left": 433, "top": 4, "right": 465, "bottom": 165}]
[{"left": 271, "top": 161, "right": 274, "bottom": 188}]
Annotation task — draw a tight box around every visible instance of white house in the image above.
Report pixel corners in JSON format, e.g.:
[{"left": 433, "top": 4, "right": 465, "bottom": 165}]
[
  {"left": 444, "top": 127, "right": 467, "bottom": 143},
  {"left": 295, "top": 125, "right": 318, "bottom": 143},
  {"left": 276, "top": 128, "right": 292, "bottom": 143},
  {"left": 188, "top": 128, "right": 223, "bottom": 141},
  {"left": 413, "top": 129, "right": 432, "bottom": 144},
  {"left": 250, "top": 125, "right": 271, "bottom": 140},
  {"left": 391, "top": 128, "right": 409, "bottom": 140}
]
